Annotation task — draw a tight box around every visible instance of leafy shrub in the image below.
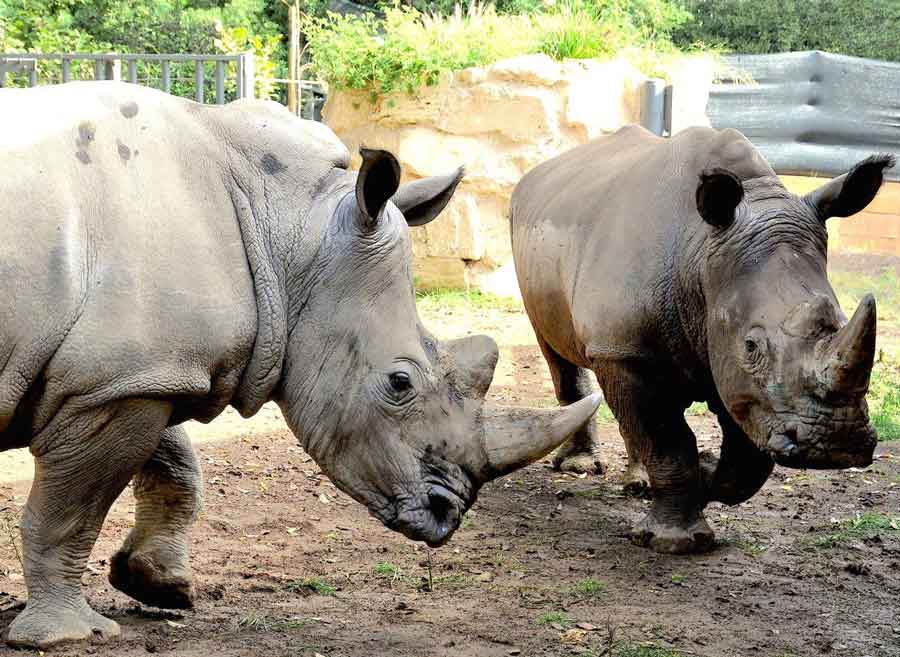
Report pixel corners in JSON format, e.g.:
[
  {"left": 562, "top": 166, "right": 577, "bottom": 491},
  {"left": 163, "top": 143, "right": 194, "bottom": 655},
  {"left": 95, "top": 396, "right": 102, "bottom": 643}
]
[
  {"left": 673, "top": 0, "right": 900, "bottom": 62},
  {"left": 0, "top": 0, "right": 284, "bottom": 99},
  {"left": 304, "top": 0, "right": 691, "bottom": 99}
]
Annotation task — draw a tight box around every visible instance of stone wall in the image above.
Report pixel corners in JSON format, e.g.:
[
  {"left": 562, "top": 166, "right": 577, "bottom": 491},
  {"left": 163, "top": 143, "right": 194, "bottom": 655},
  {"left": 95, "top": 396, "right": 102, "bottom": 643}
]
[{"left": 323, "top": 54, "right": 714, "bottom": 296}]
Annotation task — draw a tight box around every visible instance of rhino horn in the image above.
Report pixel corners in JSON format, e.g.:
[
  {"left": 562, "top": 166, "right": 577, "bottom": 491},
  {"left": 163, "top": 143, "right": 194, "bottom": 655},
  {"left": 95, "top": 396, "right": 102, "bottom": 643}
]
[
  {"left": 475, "top": 393, "right": 602, "bottom": 482},
  {"left": 820, "top": 294, "right": 877, "bottom": 396}
]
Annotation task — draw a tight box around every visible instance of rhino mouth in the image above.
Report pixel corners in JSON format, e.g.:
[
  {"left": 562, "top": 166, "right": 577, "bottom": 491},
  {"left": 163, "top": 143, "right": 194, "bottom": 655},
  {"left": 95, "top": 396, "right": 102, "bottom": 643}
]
[
  {"left": 765, "top": 418, "right": 877, "bottom": 469},
  {"left": 386, "top": 482, "right": 472, "bottom": 547}
]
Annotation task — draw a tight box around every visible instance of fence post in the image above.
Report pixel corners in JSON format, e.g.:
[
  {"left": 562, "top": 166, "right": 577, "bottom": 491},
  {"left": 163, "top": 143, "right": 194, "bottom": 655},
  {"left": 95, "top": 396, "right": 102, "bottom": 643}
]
[
  {"left": 105, "top": 58, "right": 121, "bottom": 81},
  {"left": 239, "top": 51, "right": 255, "bottom": 99},
  {"left": 640, "top": 78, "right": 666, "bottom": 136}
]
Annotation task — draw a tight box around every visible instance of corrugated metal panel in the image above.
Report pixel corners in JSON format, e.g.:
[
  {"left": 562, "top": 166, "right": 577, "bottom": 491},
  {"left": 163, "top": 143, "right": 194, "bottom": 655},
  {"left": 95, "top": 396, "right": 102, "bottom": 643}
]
[{"left": 708, "top": 51, "right": 900, "bottom": 181}]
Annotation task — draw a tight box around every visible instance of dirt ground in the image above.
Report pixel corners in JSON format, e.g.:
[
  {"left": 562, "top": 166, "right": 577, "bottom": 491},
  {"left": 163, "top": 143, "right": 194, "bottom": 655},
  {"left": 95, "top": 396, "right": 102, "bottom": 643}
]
[{"left": 1, "top": 255, "right": 899, "bottom": 657}]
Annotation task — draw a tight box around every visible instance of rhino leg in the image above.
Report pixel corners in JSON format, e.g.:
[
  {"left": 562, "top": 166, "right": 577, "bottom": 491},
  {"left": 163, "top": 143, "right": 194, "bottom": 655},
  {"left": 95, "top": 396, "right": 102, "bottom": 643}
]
[
  {"left": 6, "top": 399, "right": 171, "bottom": 650},
  {"left": 699, "top": 410, "right": 774, "bottom": 505},
  {"left": 109, "top": 424, "right": 201, "bottom": 610},
  {"left": 599, "top": 364, "right": 714, "bottom": 555},
  {"left": 617, "top": 421, "right": 650, "bottom": 497},
  {"left": 535, "top": 336, "right": 606, "bottom": 475}
]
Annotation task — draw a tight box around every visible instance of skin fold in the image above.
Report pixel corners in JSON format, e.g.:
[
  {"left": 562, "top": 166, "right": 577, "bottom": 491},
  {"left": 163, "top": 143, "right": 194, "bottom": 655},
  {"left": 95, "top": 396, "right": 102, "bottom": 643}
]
[
  {"left": 0, "top": 82, "right": 600, "bottom": 649},
  {"left": 511, "top": 124, "right": 893, "bottom": 554}
]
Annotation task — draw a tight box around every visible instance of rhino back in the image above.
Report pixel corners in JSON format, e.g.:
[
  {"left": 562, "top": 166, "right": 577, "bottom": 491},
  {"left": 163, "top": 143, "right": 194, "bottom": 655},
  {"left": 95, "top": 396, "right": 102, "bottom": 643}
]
[
  {"left": 0, "top": 83, "right": 256, "bottom": 445},
  {"left": 511, "top": 125, "right": 774, "bottom": 368}
]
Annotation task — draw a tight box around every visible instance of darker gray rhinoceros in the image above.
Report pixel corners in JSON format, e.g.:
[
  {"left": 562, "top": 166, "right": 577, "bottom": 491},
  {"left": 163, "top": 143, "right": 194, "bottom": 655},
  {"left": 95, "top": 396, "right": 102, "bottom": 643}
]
[
  {"left": 511, "top": 124, "right": 893, "bottom": 554},
  {"left": 0, "top": 82, "right": 600, "bottom": 649}
]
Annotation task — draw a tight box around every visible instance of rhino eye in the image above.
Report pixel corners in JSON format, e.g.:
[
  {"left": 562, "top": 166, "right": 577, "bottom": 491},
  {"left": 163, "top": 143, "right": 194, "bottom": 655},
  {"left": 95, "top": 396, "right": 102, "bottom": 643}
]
[{"left": 389, "top": 372, "right": 413, "bottom": 393}]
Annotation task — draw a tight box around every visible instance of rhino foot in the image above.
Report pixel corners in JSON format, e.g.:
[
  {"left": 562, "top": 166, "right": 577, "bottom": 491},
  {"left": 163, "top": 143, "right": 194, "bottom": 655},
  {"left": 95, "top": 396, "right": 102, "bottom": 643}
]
[
  {"left": 552, "top": 440, "right": 607, "bottom": 475},
  {"left": 109, "top": 549, "right": 195, "bottom": 609},
  {"left": 6, "top": 598, "right": 120, "bottom": 649},
  {"left": 621, "top": 461, "right": 650, "bottom": 497},
  {"left": 629, "top": 512, "right": 715, "bottom": 555}
]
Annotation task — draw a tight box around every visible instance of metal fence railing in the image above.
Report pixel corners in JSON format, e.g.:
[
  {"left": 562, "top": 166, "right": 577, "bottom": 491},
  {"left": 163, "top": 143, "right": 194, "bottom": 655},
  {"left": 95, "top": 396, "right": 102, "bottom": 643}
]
[{"left": 0, "top": 52, "right": 257, "bottom": 104}]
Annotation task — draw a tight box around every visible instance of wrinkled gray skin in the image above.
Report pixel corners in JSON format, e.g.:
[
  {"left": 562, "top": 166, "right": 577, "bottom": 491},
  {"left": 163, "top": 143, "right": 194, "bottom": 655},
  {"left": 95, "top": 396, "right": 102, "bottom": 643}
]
[
  {"left": 0, "top": 82, "right": 600, "bottom": 649},
  {"left": 512, "top": 125, "right": 893, "bottom": 554}
]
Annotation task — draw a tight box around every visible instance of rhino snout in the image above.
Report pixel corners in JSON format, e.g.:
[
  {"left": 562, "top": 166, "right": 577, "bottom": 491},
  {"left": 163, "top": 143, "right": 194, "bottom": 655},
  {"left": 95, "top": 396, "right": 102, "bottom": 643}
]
[
  {"left": 766, "top": 416, "right": 877, "bottom": 469},
  {"left": 388, "top": 483, "right": 468, "bottom": 547}
]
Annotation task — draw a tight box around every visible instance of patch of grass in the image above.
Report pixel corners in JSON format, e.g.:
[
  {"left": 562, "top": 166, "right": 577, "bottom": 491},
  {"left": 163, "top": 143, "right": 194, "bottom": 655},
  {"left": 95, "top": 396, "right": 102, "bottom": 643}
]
[
  {"left": 374, "top": 562, "right": 400, "bottom": 576},
  {"left": 236, "top": 614, "right": 311, "bottom": 632},
  {"left": 430, "top": 573, "right": 472, "bottom": 589},
  {"left": 613, "top": 643, "right": 685, "bottom": 657},
  {"left": 733, "top": 538, "right": 765, "bottom": 557},
  {"left": 596, "top": 403, "right": 617, "bottom": 424},
  {"left": 573, "top": 578, "right": 607, "bottom": 596},
  {"left": 304, "top": 1, "right": 693, "bottom": 100},
  {"left": 537, "top": 611, "right": 575, "bottom": 628},
  {"left": 285, "top": 577, "right": 337, "bottom": 596},
  {"left": 831, "top": 267, "right": 900, "bottom": 327},
  {"left": 415, "top": 287, "right": 522, "bottom": 314},
  {"left": 869, "top": 359, "right": 900, "bottom": 441},
  {"left": 685, "top": 401, "right": 710, "bottom": 416},
  {"left": 814, "top": 512, "right": 899, "bottom": 548},
  {"left": 669, "top": 573, "right": 685, "bottom": 584},
  {"left": 460, "top": 510, "right": 477, "bottom": 529}
]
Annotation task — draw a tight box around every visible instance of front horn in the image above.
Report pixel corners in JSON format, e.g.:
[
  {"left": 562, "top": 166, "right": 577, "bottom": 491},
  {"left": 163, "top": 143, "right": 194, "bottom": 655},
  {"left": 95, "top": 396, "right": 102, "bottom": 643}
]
[
  {"left": 819, "top": 294, "right": 877, "bottom": 396},
  {"left": 475, "top": 394, "right": 603, "bottom": 483}
]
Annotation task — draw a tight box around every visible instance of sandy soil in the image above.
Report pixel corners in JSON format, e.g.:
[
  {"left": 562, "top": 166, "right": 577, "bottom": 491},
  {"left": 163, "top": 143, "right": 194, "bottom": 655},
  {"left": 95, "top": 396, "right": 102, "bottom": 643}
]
[{"left": 1, "top": 258, "right": 899, "bottom": 657}]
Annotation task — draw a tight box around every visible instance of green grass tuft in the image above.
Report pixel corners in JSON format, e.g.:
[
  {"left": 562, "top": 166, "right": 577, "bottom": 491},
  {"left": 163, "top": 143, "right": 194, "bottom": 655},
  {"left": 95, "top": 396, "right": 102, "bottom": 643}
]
[
  {"left": 236, "top": 614, "right": 310, "bottom": 632},
  {"left": 613, "top": 644, "right": 686, "bottom": 657},
  {"left": 814, "top": 512, "right": 899, "bottom": 548},
  {"left": 374, "top": 562, "right": 400, "bottom": 576},
  {"left": 573, "top": 578, "right": 606, "bottom": 596},
  {"left": 537, "top": 611, "right": 575, "bottom": 628},
  {"left": 285, "top": 577, "right": 337, "bottom": 596},
  {"left": 868, "top": 360, "right": 900, "bottom": 441},
  {"left": 415, "top": 287, "right": 522, "bottom": 314}
]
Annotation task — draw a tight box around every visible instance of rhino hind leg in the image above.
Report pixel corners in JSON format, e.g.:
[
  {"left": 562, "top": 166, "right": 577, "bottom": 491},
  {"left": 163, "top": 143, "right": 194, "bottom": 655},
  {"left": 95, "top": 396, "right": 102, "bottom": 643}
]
[
  {"left": 534, "top": 336, "right": 606, "bottom": 475},
  {"left": 109, "top": 424, "right": 201, "bottom": 610},
  {"left": 699, "top": 410, "right": 774, "bottom": 506},
  {"left": 599, "top": 365, "right": 714, "bottom": 554},
  {"left": 6, "top": 399, "right": 171, "bottom": 649}
]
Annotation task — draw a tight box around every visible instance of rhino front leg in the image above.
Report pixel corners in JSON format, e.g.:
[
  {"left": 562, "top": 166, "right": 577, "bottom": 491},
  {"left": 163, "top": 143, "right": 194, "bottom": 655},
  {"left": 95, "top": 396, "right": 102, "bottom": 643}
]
[
  {"left": 6, "top": 399, "right": 171, "bottom": 650},
  {"left": 109, "top": 424, "right": 201, "bottom": 609},
  {"left": 599, "top": 364, "right": 714, "bottom": 554},
  {"left": 535, "top": 335, "right": 606, "bottom": 475},
  {"left": 699, "top": 409, "right": 774, "bottom": 505}
]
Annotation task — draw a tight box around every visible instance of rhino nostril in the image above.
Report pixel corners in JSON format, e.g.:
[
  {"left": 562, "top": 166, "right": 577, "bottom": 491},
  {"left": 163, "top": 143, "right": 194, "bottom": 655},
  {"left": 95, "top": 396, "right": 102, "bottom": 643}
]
[{"left": 427, "top": 486, "right": 456, "bottom": 525}]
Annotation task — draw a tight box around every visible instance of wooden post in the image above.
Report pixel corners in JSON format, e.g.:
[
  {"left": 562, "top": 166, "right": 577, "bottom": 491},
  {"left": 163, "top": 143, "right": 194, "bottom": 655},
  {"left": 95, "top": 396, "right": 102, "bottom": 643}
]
[
  {"left": 195, "top": 59, "right": 205, "bottom": 103},
  {"left": 106, "top": 58, "right": 121, "bottom": 81},
  {"left": 287, "top": 0, "right": 300, "bottom": 114},
  {"left": 239, "top": 51, "right": 255, "bottom": 99}
]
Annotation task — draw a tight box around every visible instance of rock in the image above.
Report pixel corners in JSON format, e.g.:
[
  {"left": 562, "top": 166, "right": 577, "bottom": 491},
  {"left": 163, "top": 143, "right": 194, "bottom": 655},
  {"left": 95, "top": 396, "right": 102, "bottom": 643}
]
[{"left": 323, "top": 54, "right": 713, "bottom": 292}]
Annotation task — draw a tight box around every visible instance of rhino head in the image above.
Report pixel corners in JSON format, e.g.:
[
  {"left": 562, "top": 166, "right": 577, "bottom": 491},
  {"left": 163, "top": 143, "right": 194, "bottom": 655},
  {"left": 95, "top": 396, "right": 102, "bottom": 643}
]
[
  {"left": 698, "top": 154, "right": 895, "bottom": 469},
  {"left": 274, "top": 148, "right": 600, "bottom": 546}
]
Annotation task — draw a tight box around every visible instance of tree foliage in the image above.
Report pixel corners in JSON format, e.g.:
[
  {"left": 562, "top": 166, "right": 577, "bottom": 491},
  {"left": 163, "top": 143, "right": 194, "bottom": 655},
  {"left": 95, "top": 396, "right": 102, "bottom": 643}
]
[
  {"left": 672, "top": 0, "right": 900, "bottom": 62},
  {"left": 0, "top": 0, "right": 283, "bottom": 98}
]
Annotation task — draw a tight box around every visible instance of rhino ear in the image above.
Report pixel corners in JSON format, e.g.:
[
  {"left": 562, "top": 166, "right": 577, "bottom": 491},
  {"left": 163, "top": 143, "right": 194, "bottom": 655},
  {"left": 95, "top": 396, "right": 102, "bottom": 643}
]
[
  {"left": 804, "top": 154, "right": 895, "bottom": 220},
  {"left": 393, "top": 167, "right": 465, "bottom": 227},
  {"left": 696, "top": 168, "right": 744, "bottom": 228},
  {"left": 356, "top": 147, "right": 401, "bottom": 226}
]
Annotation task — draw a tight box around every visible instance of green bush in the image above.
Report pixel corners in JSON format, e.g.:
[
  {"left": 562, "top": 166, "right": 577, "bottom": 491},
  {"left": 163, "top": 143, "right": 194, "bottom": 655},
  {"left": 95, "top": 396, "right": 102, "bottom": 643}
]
[
  {"left": 0, "top": 0, "right": 284, "bottom": 99},
  {"left": 673, "top": 0, "right": 900, "bottom": 62},
  {"left": 304, "top": 0, "right": 691, "bottom": 99}
]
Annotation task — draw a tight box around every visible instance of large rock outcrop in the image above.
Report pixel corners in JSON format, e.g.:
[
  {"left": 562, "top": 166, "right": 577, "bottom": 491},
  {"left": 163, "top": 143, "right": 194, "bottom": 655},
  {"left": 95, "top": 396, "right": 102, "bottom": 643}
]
[{"left": 324, "top": 54, "right": 714, "bottom": 295}]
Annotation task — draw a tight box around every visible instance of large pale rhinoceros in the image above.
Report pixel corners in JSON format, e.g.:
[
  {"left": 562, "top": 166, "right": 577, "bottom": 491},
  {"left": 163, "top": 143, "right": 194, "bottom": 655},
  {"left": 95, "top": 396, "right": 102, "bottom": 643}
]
[
  {"left": 0, "top": 82, "right": 600, "bottom": 649},
  {"left": 511, "top": 124, "right": 892, "bottom": 554}
]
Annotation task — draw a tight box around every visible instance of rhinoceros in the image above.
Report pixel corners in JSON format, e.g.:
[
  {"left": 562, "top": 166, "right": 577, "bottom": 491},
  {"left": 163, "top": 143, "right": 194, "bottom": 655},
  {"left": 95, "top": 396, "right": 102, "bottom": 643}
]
[
  {"left": 0, "top": 81, "right": 600, "bottom": 649},
  {"left": 511, "top": 124, "right": 892, "bottom": 554}
]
